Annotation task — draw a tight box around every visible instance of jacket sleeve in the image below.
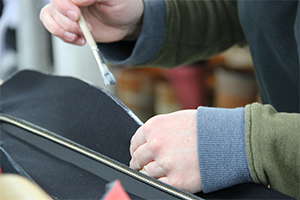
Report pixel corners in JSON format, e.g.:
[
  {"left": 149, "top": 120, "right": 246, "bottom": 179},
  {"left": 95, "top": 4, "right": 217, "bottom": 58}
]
[
  {"left": 145, "top": 0, "right": 246, "bottom": 68},
  {"left": 100, "top": 0, "right": 246, "bottom": 68},
  {"left": 244, "top": 103, "right": 300, "bottom": 199},
  {"left": 197, "top": 106, "right": 253, "bottom": 193}
]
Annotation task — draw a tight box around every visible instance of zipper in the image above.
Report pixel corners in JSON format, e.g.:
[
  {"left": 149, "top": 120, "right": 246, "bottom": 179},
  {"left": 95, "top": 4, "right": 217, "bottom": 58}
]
[{"left": 0, "top": 114, "right": 200, "bottom": 200}]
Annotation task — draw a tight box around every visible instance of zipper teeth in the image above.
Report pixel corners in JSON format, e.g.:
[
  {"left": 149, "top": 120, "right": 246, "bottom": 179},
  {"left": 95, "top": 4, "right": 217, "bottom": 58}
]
[{"left": 0, "top": 115, "right": 197, "bottom": 200}]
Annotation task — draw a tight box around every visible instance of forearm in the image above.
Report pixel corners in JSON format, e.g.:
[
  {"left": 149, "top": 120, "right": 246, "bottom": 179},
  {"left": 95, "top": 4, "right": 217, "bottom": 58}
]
[
  {"left": 245, "top": 103, "right": 300, "bottom": 199},
  {"left": 146, "top": 0, "right": 246, "bottom": 68},
  {"left": 100, "top": 0, "right": 246, "bottom": 68}
]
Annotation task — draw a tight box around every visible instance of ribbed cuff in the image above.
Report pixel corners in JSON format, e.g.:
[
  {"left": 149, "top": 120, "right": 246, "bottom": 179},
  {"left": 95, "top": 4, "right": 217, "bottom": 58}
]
[
  {"left": 98, "top": 0, "right": 166, "bottom": 66},
  {"left": 197, "top": 106, "right": 253, "bottom": 193}
]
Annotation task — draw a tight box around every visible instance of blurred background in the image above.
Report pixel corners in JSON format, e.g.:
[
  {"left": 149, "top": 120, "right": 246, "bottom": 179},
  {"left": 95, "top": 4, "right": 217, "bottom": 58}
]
[{"left": 0, "top": 0, "right": 260, "bottom": 122}]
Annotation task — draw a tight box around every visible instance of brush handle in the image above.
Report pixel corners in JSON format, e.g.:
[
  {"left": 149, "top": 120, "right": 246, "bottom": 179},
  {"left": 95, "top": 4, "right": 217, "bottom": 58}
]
[
  {"left": 78, "top": 14, "right": 96, "bottom": 48},
  {"left": 78, "top": 14, "right": 102, "bottom": 67},
  {"left": 77, "top": 13, "right": 116, "bottom": 85}
]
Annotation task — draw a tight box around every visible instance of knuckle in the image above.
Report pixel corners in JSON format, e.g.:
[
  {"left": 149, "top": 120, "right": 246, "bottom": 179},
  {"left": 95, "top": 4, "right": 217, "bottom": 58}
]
[
  {"left": 64, "top": 23, "right": 75, "bottom": 32},
  {"left": 39, "top": 7, "right": 45, "bottom": 21},
  {"left": 139, "top": 123, "right": 153, "bottom": 139},
  {"left": 129, "top": 158, "right": 137, "bottom": 169},
  {"left": 143, "top": 115, "right": 164, "bottom": 134},
  {"left": 39, "top": 4, "right": 50, "bottom": 22},
  {"left": 52, "top": 28, "right": 64, "bottom": 38},
  {"left": 147, "top": 138, "right": 160, "bottom": 152},
  {"left": 147, "top": 115, "right": 161, "bottom": 125},
  {"left": 129, "top": 155, "right": 142, "bottom": 170},
  {"left": 160, "top": 156, "right": 173, "bottom": 171},
  {"left": 150, "top": 114, "right": 165, "bottom": 124}
]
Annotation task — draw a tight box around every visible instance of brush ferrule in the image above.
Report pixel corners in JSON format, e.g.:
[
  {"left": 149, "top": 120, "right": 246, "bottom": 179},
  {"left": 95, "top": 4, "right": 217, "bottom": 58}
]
[{"left": 91, "top": 45, "right": 99, "bottom": 52}]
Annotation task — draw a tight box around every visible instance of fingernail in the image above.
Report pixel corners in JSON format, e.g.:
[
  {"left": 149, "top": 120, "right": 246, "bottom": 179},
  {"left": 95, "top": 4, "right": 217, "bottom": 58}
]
[
  {"left": 64, "top": 31, "right": 75, "bottom": 41},
  {"left": 79, "top": 38, "right": 85, "bottom": 45},
  {"left": 67, "top": 10, "right": 78, "bottom": 21},
  {"left": 76, "top": 38, "right": 85, "bottom": 46}
]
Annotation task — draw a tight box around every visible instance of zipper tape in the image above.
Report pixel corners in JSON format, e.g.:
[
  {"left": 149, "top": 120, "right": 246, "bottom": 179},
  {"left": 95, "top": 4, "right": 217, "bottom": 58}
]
[{"left": 0, "top": 113, "right": 201, "bottom": 200}]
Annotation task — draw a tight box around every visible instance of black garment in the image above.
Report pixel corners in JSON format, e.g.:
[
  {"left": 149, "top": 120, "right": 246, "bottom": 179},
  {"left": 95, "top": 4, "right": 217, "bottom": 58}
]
[
  {"left": 238, "top": 0, "right": 300, "bottom": 113},
  {"left": 0, "top": 70, "right": 294, "bottom": 199},
  {"left": 0, "top": 1, "right": 3, "bottom": 17}
]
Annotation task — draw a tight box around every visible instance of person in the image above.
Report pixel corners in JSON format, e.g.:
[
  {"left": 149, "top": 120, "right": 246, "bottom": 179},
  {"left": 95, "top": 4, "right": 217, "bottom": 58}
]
[{"left": 40, "top": 0, "right": 300, "bottom": 199}]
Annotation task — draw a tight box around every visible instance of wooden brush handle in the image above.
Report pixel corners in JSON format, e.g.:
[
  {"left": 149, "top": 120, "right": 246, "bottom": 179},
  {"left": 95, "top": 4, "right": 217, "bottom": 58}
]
[{"left": 78, "top": 14, "right": 97, "bottom": 47}]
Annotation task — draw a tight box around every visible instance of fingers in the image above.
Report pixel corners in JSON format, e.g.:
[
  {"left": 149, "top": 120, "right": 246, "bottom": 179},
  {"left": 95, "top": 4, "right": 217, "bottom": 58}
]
[
  {"left": 140, "top": 161, "right": 167, "bottom": 179},
  {"left": 128, "top": 110, "right": 203, "bottom": 193},
  {"left": 49, "top": 0, "right": 81, "bottom": 21},
  {"left": 40, "top": 0, "right": 97, "bottom": 45},
  {"left": 51, "top": 8, "right": 81, "bottom": 35},
  {"left": 40, "top": 3, "right": 85, "bottom": 45},
  {"left": 129, "top": 125, "right": 147, "bottom": 156},
  {"left": 158, "top": 176, "right": 169, "bottom": 185},
  {"left": 130, "top": 143, "right": 153, "bottom": 171}
]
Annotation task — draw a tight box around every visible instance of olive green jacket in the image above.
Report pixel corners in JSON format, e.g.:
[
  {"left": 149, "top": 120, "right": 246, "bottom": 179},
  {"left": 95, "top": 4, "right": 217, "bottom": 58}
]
[
  {"left": 145, "top": 0, "right": 246, "bottom": 68},
  {"left": 143, "top": 1, "right": 300, "bottom": 199},
  {"left": 245, "top": 103, "right": 299, "bottom": 199}
]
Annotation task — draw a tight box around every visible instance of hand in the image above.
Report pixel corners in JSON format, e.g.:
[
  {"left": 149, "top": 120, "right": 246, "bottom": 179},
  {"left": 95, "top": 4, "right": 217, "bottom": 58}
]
[
  {"left": 40, "top": 0, "right": 144, "bottom": 45},
  {"left": 129, "top": 110, "right": 202, "bottom": 194}
]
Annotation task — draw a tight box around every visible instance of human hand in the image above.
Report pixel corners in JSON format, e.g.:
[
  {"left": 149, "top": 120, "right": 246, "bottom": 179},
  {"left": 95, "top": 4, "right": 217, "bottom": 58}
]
[
  {"left": 40, "top": 0, "right": 144, "bottom": 45},
  {"left": 129, "top": 110, "right": 202, "bottom": 194}
]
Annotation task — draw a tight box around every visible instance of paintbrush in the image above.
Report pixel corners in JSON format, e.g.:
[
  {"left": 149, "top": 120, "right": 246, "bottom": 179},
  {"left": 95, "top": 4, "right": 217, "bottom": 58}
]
[{"left": 78, "top": 14, "right": 116, "bottom": 86}]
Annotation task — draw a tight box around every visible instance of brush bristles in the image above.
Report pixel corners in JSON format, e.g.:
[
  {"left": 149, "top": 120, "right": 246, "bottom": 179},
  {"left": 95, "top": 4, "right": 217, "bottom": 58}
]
[{"left": 102, "top": 72, "right": 116, "bottom": 86}]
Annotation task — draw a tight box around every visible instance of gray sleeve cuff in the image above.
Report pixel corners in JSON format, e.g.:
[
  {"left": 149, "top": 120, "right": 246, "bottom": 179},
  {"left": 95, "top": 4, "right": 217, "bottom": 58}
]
[
  {"left": 197, "top": 106, "right": 253, "bottom": 193},
  {"left": 98, "top": 0, "right": 165, "bottom": 66}
]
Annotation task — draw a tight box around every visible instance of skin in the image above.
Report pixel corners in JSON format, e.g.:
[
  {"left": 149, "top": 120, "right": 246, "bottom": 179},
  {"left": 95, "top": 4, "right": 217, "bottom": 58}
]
[
  {"left": 130, "top": 110, "right": 202, "bottom": 194},
  {"left": 40, "top": 0, "right": 144, "bottom": 45},
  {"left": 40, "top": 1, "right": 202, "bottom": 193}
]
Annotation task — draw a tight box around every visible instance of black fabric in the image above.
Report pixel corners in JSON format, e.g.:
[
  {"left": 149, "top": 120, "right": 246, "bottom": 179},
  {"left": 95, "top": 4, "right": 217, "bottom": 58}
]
[
  {"left": 196, "top": 183, "right": 295, "bottom": 199},
  {"left": 238, "top": 0, "right": 300, "bottom": 113},
  {"left": 0, "top": 70, "right": 193, "bottom": 200},
  {"left": 0, "top": 1, "right": 3, "bottom": 17},
  {"left": 0, "top": 70, "right": 295, "bottom": 199},
  {"left": 2, "top": 121, "right": 192, "bottom": 200},
  {"left": 0, "top": 70, "right": 140, "bottom": 165},
  {"left": 0, "top": 147, "right": 34, "bottom": 181},
  {"left": 0, "top": 69, "right": 142, "bottom": 199},
  {"left": 1, "top": 129, "right": 113, "bottom": 200}
]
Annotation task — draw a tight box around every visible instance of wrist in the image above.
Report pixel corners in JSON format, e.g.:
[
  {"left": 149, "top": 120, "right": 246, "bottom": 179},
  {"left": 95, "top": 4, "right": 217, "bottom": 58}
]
[{"left": 124, "top": 16, "right": 143, "bottom": 41}]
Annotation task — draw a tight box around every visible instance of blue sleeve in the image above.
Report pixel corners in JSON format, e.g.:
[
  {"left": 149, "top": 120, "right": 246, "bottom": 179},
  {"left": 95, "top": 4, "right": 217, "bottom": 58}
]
[
  {"left": 197, "top": 106, "right": 253, "bottom": 193},
  {"left": 98, "top": 0, "right": 166, "bottom": 66}
]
